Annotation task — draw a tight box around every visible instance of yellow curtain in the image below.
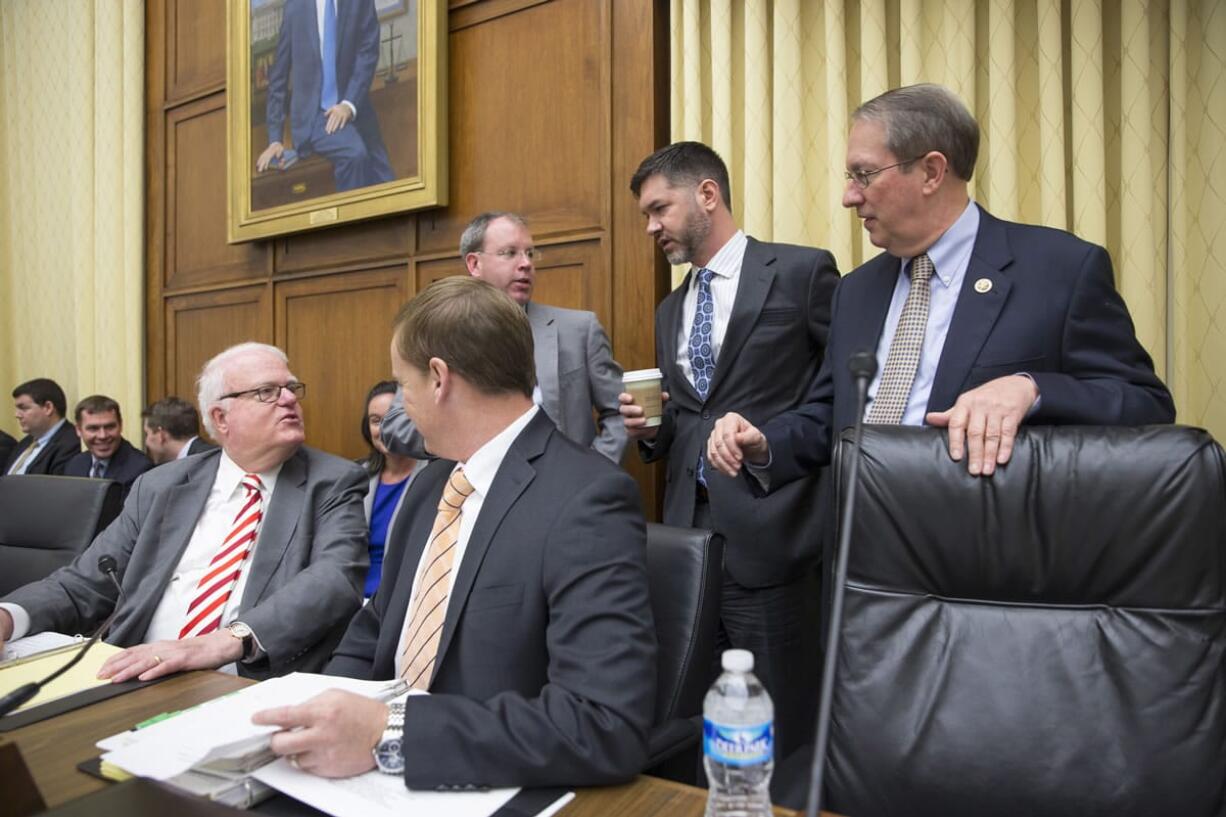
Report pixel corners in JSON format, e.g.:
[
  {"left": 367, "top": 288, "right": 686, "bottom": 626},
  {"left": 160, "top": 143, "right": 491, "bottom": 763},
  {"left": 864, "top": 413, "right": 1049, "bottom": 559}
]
[
  {"left": 670, "top": 0, "right": 1226, "bottom": 441},
  {"left": 0, "top": 0, "right": 144, "bottom": 439}
]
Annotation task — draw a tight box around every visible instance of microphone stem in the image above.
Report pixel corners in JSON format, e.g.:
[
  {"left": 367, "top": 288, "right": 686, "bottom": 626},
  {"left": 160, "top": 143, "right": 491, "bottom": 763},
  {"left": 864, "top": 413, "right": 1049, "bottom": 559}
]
[{"left": 805, "top": 373, "right": 871, "bottom": 817}]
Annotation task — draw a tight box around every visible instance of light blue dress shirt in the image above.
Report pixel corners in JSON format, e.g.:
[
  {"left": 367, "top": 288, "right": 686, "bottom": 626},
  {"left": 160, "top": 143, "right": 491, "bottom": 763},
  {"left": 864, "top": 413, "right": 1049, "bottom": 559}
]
[{"left": 865, "top": 200, "right": 980, "bottom": 426}]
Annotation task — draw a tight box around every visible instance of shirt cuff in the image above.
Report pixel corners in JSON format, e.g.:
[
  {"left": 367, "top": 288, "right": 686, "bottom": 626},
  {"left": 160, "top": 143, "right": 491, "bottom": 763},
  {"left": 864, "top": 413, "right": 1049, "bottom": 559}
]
[
  {"left": 1016, "top": 372, "right": 1042, "bottom": 418},
  {"left": 0, "top": 603, "right": 32, "bottom": 641},
  {"left": 745, "top": 450, "right": 773, "bottom": 492}
]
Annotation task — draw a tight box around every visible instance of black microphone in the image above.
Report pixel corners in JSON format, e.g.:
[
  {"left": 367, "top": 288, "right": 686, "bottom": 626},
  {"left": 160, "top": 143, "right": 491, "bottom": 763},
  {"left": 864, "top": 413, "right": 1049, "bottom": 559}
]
[
  {"left": 0, "top": 556, "right": 127, "bottom": 718},
  {"left": 804, "top": 350, "right": 877, "bottom": 817}
]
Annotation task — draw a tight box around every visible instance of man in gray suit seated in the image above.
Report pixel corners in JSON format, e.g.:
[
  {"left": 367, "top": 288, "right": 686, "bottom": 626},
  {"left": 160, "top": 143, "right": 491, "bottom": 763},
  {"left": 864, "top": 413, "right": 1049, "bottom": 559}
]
[
  {"left": 382, "top": 211, "right": 627, "bottom": 464},
  {"left": 0, "top": 342, "right": 369, "bottom": 682},
  {"left": 252, "top": 278, "right": 656, "bottom": 788}
]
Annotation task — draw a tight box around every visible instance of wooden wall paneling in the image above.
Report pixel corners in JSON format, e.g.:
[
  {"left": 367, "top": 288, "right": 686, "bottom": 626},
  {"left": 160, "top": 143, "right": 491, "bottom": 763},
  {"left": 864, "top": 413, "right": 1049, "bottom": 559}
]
[
  {"left": 274, "top": 268, "right": 411, "bottom": 459},
  {"left": 166, "top": 0, "right": 226, "bottom": 103},
  {"left": 418, "top": 0, "right": 611, "bottom": 255},
  {"left": 611, "top": 0, "right": 671, "bottom": 517},
  {"left": 274, "top": 216, "right": 416, "bottom": 276},
  {"left": 145, "top": 1, "right": 170, "bottom": 402},
  {"left": 163, "top": 284, "right": 274, "bottom": 409},
  {"left": 165, "top": 94, "right": 267, "bottom": 292}
]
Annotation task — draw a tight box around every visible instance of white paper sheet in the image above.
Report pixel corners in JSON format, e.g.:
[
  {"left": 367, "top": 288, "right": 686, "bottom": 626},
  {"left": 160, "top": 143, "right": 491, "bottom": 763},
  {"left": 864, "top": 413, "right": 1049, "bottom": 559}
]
[
  {"left": 100, "top": 672, "right": 406, "bottom": 780},
  {"left": 254, "top": 758, "right": 518, "bottom": 817},
  {"left": 0, "top": 631, "right": 79, "bottom": 663}
]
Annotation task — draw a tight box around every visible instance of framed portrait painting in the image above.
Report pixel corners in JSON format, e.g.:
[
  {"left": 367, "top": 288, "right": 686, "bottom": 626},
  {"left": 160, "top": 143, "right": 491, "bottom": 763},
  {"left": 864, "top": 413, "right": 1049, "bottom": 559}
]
[{"left": 227, "top": 0, "right": 446, "bottom": 242}]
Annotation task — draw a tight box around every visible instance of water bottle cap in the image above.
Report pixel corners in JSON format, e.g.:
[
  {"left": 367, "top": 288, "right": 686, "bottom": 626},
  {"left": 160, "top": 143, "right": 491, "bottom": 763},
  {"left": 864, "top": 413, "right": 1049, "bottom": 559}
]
[{"left": 721, "top": 649, "right": 754, "bottom": 673}]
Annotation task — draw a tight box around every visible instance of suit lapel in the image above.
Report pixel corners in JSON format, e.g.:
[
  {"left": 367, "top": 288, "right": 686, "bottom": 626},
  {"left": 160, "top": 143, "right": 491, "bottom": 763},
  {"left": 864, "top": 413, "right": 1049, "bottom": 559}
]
[
  {"left": 850, "top": 254, "right": 899, "bottom": 366},
  {"left": 241, "top": 450, "right": 306, "bottom": 606},
  {"left": 125, "top": 455, "right": 218, "bottom": 638},
  {"left": 527, "top": 303, "right": 562, "bottom": 427},
  {"left": 662, "top": 271, "right": 701, "bottom": 404},
  {"left": 709, "top": 238, "right": 774, "bottom": 397},
  {"left": 927, "top": 209, "right": 1014, "bottom": 411},
  {"left": 428, "top": 414, "right": 546, "bottom": 685}
]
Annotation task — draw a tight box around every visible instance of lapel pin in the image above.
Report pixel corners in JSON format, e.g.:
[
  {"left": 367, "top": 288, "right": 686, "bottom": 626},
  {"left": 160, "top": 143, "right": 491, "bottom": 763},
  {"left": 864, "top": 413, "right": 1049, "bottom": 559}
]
[{"left": 974, "top": 278, "right": 993, "bottom": 294}]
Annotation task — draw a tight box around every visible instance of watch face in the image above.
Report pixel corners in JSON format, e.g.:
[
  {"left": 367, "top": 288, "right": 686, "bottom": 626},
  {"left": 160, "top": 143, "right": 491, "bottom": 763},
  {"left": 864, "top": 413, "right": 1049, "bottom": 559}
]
[
  {"left": 375, "top": 737, "right": 404, "bottom": 773},
  {"left": 229, "top": 622, "right": 252, "bottom": 638}
]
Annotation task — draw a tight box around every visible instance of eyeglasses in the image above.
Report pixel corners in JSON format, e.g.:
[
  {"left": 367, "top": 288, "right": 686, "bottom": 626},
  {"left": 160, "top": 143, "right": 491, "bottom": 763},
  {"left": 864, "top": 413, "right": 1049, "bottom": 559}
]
[
  {"left": 219, "top": 382, "right": 307, "bottom": 403},
  {"left": 477, "top": 247, "right": 541, "bottom": 263},
  {"left": 844, "top": 155, "right": 927, "bottom": 189}
]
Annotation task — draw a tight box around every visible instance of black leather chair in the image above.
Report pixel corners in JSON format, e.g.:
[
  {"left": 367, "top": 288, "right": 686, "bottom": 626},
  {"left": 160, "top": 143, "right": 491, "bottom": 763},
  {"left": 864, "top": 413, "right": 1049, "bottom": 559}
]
[
  {"left": 0, "top": 475, "right": 123, "bottom": 596},
  {"left": 643, "top": 522, "right": 724, "bottom": 783},
  {"left": 800, "top": 425, "right": 1226, "bottom": 817}
]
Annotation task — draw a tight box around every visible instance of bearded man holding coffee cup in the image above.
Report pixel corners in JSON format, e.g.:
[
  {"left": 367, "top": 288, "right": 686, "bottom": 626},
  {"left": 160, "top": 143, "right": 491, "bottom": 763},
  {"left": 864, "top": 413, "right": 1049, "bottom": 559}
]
[{"left": 619, "top": 141, "right": 840, "bottom": 757}]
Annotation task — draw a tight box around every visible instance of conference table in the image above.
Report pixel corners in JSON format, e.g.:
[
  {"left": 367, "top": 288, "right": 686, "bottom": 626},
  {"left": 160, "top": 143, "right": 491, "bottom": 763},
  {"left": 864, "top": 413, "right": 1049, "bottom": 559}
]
[{"left": 3, "top": 671, "right": 816, "bottom": 816}]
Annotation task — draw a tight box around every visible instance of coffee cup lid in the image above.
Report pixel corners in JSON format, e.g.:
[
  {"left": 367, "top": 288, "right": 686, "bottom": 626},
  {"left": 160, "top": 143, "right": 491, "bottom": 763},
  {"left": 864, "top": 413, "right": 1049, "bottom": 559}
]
[{"left": 622, "top": 368, "right": 663, "bottom": 383}]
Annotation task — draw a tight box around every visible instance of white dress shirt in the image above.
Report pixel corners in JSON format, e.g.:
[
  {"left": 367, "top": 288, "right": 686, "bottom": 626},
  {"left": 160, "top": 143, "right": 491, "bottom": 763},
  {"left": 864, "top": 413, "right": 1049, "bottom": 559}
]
[
  {"left": 175, "top": 437, "right": 200, "bottom": 460},
  {"left": 142, "top": 453, "right": 282, "bottom": 671},
  {"left": 674, "top": 230, "right": 748, "bottom": 389},
  {"left": 393, "top": 405, "right": 539, "bottom": 677}
]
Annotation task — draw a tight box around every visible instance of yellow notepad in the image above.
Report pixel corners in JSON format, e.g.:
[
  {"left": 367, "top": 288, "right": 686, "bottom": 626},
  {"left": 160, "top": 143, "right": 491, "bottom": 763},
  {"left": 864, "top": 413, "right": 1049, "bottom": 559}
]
[{"left": 0, "top": 641, "right": 124, "bottom": 712}]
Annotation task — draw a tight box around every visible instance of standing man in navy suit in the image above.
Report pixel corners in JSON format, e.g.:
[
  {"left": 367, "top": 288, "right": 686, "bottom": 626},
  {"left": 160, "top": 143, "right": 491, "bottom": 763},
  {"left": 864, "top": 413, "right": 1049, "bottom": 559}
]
[
  {"left": 619, "top": 142, "right": 840, "bottom": 756},
  {"left": 63, "top": 395, "right": 153, "bottom": 499},
  {"left": 707, "top": 83, "right": 1174, "bottom": 489},
  {"left": 256, "top": 0, "right": 393, "bottom": 191}
]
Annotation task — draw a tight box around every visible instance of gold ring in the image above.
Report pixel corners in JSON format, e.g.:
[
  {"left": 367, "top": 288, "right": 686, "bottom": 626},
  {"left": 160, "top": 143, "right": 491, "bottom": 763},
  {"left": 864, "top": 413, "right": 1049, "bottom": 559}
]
[{"left": 152, "top": 655, "right": 163, "bottom": 665}]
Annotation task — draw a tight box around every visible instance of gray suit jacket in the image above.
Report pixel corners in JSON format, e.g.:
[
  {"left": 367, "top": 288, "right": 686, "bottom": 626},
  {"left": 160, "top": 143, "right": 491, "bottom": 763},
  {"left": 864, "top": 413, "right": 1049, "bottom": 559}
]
[
  {"left": 382, "top": 301, "right": 627, "bottom": 464},
  {"left": 327, "top": 411, "right": 656, "bottom": 788},
  {"left": 642, "top": 237, "right": 840, "bottom": 588},
  {"left": 3, "top": 445, "right": 369, "bottom": 679}
]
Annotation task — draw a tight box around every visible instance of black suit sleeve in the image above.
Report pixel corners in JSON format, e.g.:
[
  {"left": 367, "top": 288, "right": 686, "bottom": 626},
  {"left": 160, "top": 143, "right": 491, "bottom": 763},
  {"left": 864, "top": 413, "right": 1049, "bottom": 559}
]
[
  {"left": 1028, "top": 245, "right": 1175, "bottom": 425},
  {"left": 400, "top": 470, "right": 656, "bottom": 788}
]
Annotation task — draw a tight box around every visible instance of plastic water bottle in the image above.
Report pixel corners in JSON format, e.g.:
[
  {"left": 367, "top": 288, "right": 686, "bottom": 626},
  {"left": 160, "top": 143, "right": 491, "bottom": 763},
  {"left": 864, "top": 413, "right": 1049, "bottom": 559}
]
[{"left": 704, "top": 648, "right": 774, "bottom": 817}]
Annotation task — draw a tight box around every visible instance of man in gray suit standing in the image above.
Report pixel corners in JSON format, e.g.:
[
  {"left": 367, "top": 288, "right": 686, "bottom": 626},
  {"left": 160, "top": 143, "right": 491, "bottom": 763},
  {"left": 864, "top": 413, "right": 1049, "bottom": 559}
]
[
  {"left": 620, "top": 142, "right": 840, "bottom": 756},
  {"left": 252, "top": 278, "right": 655, "bottom": 788},
  {"left": 0, "top": 342, "right": 369, "bottom": 682},
  {"left": 382, "top": 211, "right": 627, "bottom": 464}
]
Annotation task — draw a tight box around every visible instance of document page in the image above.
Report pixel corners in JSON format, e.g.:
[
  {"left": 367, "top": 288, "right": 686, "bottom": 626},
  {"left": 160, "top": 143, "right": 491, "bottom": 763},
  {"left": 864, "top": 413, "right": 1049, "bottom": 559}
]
[
  {"left": 0, "top": 632, "right": 79, "bottom": 663},
  {"left": 100, "top": 673, "right": 406, "bottom": 780},
  {"left": 0, "top": 641, "right": 122, "bottom": 712},
  {"left": 254, "top": 758, "right": 518, "bottom": 817}
]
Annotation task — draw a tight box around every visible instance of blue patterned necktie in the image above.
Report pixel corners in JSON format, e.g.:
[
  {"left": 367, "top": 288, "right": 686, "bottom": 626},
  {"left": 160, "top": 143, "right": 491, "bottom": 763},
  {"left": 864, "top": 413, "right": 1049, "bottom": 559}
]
[
  {"left": 688, "top": 268, "right": 716, "bottom": 485},
  {"left": 90, "top": 458, "right": 106, "bottom": 479},
  {"left": 320, "top": 0, "right": 338, "bottom": 110}
]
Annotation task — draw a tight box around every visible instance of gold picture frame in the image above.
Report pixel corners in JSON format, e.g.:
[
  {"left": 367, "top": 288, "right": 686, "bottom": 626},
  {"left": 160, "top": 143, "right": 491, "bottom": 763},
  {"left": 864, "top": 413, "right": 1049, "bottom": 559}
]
[{"left": 227, "top": 0, "right": 447, "bottom": 243}]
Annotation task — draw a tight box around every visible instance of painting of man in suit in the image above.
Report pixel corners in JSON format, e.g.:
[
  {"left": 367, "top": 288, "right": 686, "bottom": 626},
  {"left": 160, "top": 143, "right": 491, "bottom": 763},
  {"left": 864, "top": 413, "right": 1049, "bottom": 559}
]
[{"left": 250, "top": 0, "right": 418, "bottom": 208}]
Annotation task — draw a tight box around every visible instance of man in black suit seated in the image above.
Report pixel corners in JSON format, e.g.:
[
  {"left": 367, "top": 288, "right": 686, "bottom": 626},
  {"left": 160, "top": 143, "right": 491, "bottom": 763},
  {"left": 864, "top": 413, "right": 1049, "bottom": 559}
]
[
  {"left": 3, "top": 378, "right": 80, "bottom": 476},
  {"left": 253, "top": 277, "right": 658, "bottom": 789},
  {"left": 63, "top": 395, "right": 153, "bottom": 498},
  {"left": 142, "top": 397, "right": 216, "bottom": 465}
]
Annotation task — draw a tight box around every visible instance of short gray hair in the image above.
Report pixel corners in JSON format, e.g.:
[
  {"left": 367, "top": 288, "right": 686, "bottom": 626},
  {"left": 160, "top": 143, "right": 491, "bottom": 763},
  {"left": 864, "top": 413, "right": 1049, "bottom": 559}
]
[
  {"left": 196, "top": 342, "right": 289, "bottom": 437},
  {"left": 853, "top": 83, "right": 980, "bottom": 181},
  {"left": 458, "top": 211, "right": 529, "bottom": 257}
]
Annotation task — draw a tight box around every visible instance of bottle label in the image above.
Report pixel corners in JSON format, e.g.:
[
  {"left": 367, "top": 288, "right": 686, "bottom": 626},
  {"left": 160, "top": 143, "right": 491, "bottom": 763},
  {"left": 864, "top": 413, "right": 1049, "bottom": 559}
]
[{"left": 703, "top": 718, "right": 773, "bottom": 767}]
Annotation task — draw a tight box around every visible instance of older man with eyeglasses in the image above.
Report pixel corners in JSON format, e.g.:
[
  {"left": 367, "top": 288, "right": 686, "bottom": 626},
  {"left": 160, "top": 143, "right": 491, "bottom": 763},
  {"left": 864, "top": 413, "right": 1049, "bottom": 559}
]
[
  {"left": 0, "top": 342, "right": 369, "bottom": 681},
  {"left": 381, "top": 211, "right": 628, "bottom": 464}
]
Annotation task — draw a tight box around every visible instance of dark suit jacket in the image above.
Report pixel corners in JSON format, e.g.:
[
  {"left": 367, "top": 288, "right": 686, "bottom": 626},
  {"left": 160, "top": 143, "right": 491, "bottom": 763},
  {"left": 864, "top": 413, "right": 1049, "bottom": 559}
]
[
  {"left": 641, "top": 237, "right": 839, "bottom": 587},
  {"left": 186, "top": 437, "right": 217, "bottom": 457},
  {"left": 2, "top": 421, "right": 80, "bottom": 476},
  {"left": 3, "top": 445, "right": 369, "bottom": 679},
  {"left": 762, "top": 206, "right": 1176, "bottom": 487},
  {"left": 265, "top": 0, "right": 390, "bottom": 174},
  {"left": 63, "top": 439, "right": 153, "bottom": 498},
  {"left": 327, "top": 411, "right": 657, "bottom": 789},
  {"left": 0, "top": 431, "right": 14, "bottom": 468}
]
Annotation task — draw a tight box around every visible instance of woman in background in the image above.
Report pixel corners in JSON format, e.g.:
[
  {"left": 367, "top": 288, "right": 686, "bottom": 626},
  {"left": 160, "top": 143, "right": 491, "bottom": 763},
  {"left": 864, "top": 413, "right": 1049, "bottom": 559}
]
[{"left": 360, "top": 380, "right": 420, "bottom": 598}]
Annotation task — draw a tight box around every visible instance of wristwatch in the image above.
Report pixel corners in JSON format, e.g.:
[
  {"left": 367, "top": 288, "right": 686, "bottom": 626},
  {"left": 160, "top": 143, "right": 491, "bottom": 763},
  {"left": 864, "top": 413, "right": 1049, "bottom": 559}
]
[
  {"left": 226, "top": 621, "right": 255, "bottom": 661},
  {"left": 373, "top": 701, "right": 406, "bottom": 774}
]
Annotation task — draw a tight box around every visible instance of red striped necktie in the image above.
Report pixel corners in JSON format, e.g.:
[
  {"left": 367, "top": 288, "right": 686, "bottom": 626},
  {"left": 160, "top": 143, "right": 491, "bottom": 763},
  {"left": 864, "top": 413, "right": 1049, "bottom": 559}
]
[{"left": 180, "top": 473, "right": 264, "bottom": 639}]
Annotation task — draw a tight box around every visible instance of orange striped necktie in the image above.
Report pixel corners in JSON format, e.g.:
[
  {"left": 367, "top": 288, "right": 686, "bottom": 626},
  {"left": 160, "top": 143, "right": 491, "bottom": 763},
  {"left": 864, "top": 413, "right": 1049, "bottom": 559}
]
[
  {"left": 399, "top": 467, "right": 475, "bottom": 689},
  {"left": 180, "top": 473, "right": 264, "bottom": 639}
]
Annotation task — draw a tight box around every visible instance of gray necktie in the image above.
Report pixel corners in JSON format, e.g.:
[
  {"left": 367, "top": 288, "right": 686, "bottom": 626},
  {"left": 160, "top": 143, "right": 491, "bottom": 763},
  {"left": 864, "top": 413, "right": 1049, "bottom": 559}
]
[{"left": 90, "top": 459, "right": 107, "bottom": 478}]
